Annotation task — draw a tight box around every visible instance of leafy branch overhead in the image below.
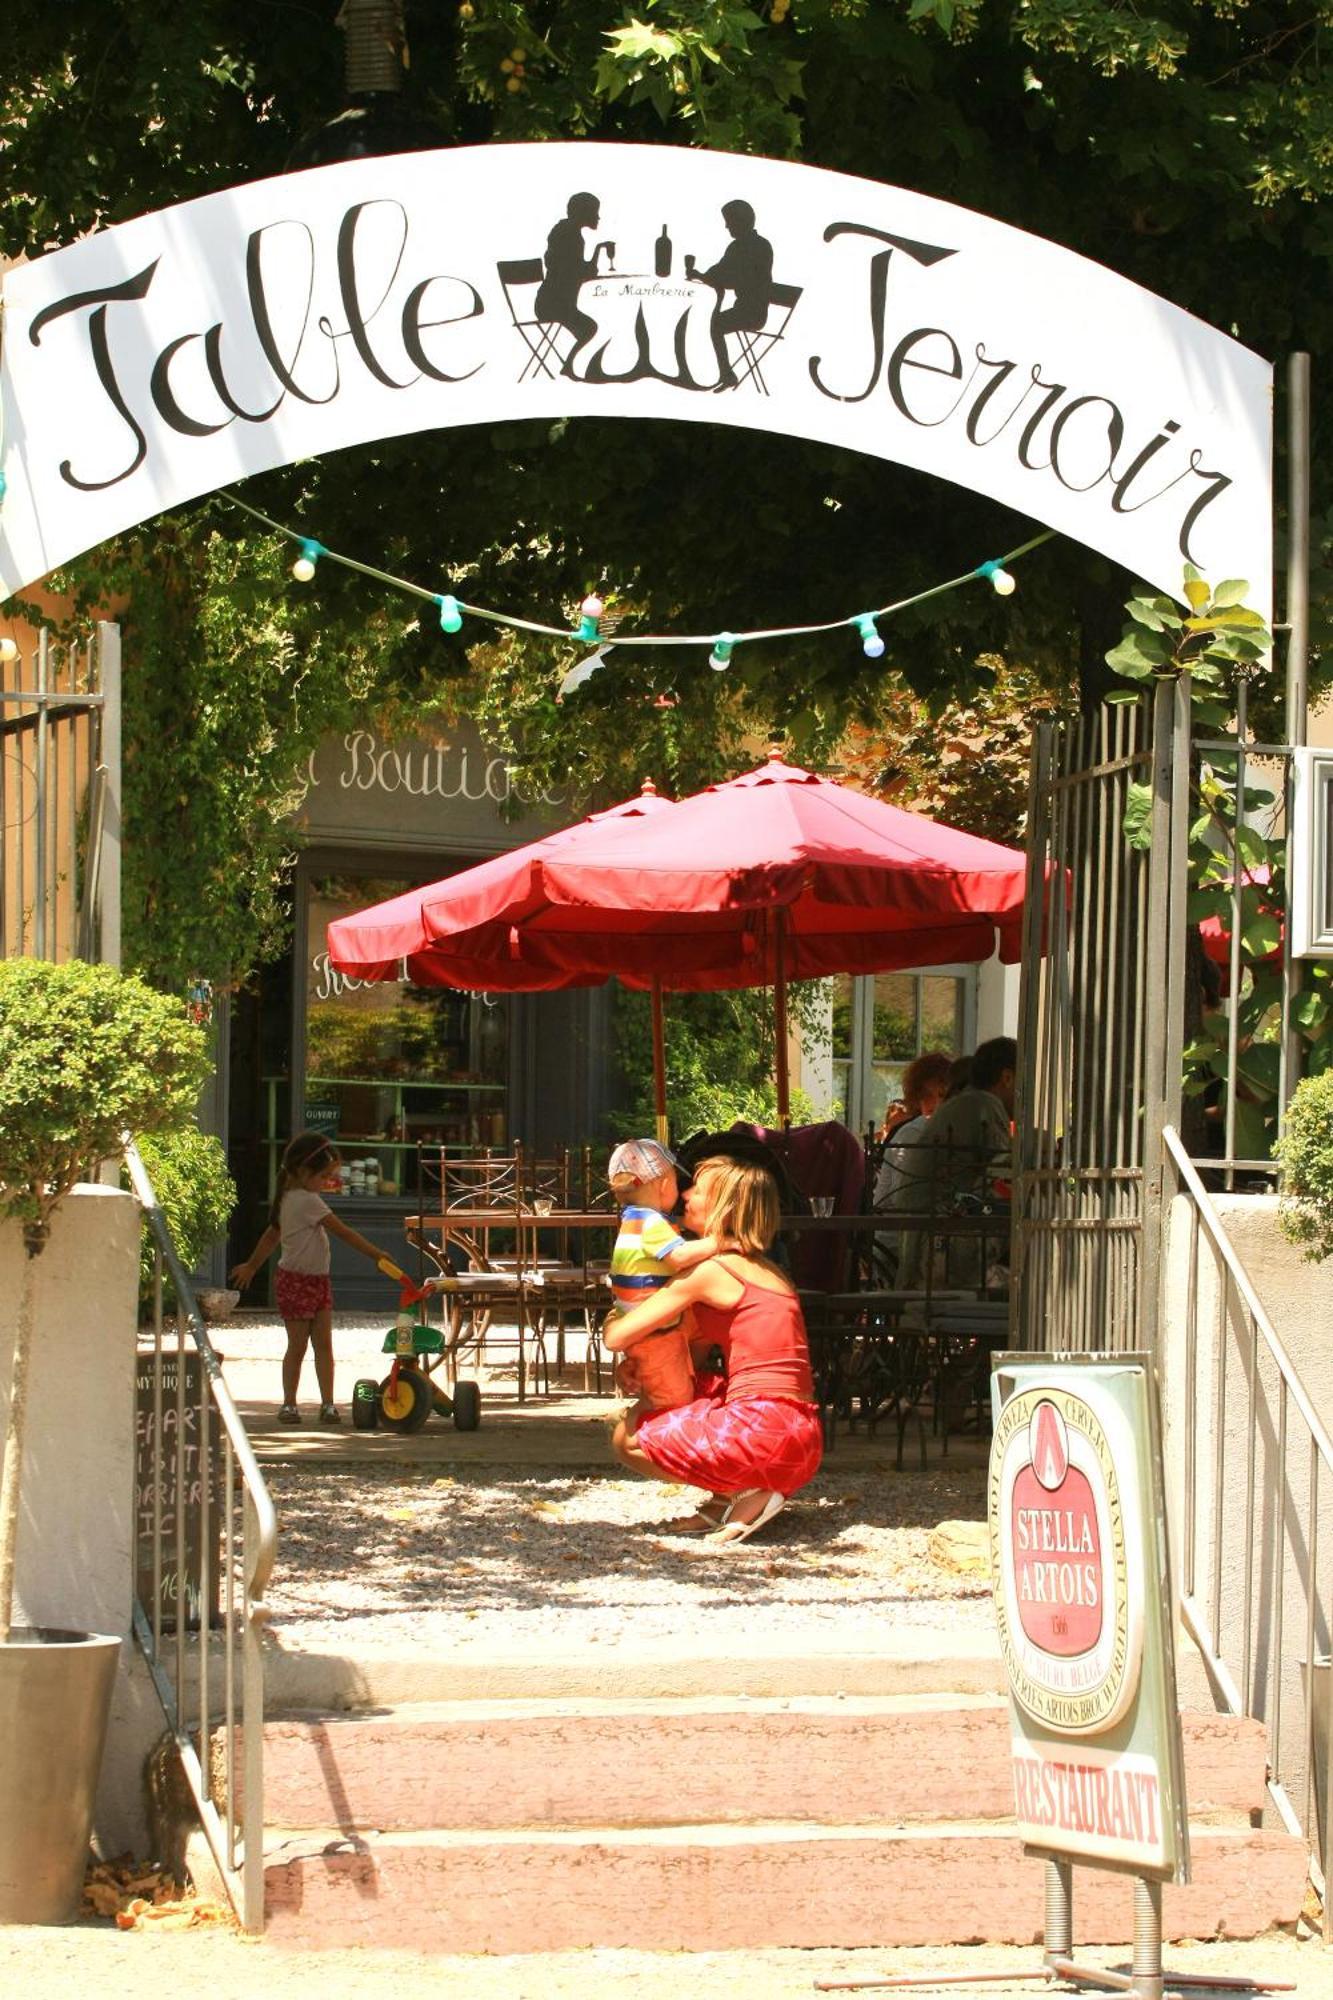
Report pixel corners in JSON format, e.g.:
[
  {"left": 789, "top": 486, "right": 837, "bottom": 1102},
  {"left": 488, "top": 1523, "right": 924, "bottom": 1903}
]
[
  {"left": 1105, "top": 567, "right": 1272, "bottom": 729},
  {"left": 1106, "top": 572, "right": 1316, "bottom": 1163},
  {"left": 3, "top": 0, "right": 1330, "bottom": 993}
]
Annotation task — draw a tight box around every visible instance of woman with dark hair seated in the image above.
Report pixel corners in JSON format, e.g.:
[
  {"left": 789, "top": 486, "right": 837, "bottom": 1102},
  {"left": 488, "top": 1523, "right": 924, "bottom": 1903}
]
[{"left": 605, "top": 1156, "right": 822, "bottom": 1544}]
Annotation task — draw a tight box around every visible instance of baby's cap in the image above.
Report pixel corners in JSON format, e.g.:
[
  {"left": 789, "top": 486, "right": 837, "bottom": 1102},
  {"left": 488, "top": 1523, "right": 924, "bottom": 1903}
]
[{"left": 608, "top": 1137, "right": 678, "bottom": 1186}]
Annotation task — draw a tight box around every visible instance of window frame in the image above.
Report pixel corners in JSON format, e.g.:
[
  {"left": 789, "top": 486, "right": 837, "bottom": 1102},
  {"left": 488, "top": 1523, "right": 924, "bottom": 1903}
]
[{"left": 831, "top": 964, "right": 979, "bottom": 1134}]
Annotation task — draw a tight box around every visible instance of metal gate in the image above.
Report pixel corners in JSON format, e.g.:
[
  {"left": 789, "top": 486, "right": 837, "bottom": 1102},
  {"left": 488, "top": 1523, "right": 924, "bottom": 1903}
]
[
  {"left": 1011, "top": 680, "right": 1187, "bottom": 1355},
  {"left": 0, "top": 621, "right": 121, "bottom": 963}
]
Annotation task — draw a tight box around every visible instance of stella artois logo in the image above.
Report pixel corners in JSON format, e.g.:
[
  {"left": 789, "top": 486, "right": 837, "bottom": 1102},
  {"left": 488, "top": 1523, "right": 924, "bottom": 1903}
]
[{"left": 989, "top": 1384, "right": 1143, "bottom": 1734}]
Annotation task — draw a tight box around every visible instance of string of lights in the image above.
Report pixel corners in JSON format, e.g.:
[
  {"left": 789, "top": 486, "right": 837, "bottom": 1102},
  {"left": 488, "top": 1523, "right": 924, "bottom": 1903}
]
[{"left": 221, "top": 491, "right": 1053, "bottom": 692}]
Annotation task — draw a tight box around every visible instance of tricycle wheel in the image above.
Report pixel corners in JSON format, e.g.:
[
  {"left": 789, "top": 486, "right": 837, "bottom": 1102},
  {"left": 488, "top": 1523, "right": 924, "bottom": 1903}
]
[
  {"left": 351, "top": 1378, "right": 380, "bottom": 1431},
  {"left": 451, "top": 1379, "right": 482, "bottom": 1432},
  {"left": 378, "top": 1366, "right": 433, "bottom": 1433}
]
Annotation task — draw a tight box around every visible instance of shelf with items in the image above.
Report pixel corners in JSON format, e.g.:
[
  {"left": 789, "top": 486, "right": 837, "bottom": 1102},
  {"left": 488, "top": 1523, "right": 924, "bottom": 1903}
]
[{"left": 262, "top": 1072, "right": 509, "bottom": 1200}]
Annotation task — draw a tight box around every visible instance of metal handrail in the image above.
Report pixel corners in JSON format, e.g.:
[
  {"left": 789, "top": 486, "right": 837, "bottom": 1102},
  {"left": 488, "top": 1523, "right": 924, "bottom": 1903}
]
[
  {"left": 1162, "top": 1123, "right": 1333, "bottom": 1931},
  {"left": 123, "top": 1139, "right": 278, "bottom": 1932},
  {"left": 1163, "top": 1127, "right": 1333, "bottom": 1468}
]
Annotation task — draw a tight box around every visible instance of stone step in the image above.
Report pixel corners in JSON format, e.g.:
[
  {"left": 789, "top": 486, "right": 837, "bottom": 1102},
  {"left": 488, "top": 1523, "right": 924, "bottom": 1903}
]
[
  {"left": 262, "top": 1820, "right": 1306, "bottom": 1953},
  {"left": 257, "top": 1630, "right": 1008, "bottom": 1706},
  {"left": 256, "top": 1696, "right": 1273, "bottom": 1834}
]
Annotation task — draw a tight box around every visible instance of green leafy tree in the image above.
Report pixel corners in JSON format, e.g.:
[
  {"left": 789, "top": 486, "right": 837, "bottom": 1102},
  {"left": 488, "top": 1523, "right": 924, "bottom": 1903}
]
[
  {"left": 613, "top": 983, "right": 821, "bottom": 1136},
  {"left": 1103, "top": 570, "right": 1312, "bottom": 1161},
  {"left": 2, "top": 0, "right": 1330, "bottom": 988},
  {"left": 0, "top": 959, "right": 209, "bottom": 1638}
]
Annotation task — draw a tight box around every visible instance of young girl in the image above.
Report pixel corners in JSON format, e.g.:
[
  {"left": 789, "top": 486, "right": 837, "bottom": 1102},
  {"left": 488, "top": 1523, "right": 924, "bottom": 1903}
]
[{"left": 230, "top": 1131, "right": 406, "bottom": 1426}]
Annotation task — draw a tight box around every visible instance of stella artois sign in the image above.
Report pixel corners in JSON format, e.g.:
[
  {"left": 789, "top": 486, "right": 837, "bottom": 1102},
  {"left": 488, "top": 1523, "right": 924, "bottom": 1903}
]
[{"left": 989, "top": 1356, "right": 1189, "bottom": 1883}]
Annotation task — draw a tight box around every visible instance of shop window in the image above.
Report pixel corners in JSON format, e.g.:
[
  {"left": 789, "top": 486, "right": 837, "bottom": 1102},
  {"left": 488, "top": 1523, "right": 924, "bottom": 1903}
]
[
  {"left": 263, "top": 871, "right": 510, "bottom": 1202},
  {"left": 830, "top": 968, "right": 973, "bottom": 1134}
]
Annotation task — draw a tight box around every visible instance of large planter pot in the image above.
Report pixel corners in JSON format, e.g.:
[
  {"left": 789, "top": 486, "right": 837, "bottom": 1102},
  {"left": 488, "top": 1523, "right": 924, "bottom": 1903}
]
[{"left": 0, "top": 1629, "right": 120, "bottom": 1922}]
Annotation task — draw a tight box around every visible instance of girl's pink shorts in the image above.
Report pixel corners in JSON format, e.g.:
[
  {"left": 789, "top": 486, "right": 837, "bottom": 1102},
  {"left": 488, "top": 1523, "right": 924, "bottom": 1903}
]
[{"left": 275, "top": 1268, "right": 334, "bottom": 1321}]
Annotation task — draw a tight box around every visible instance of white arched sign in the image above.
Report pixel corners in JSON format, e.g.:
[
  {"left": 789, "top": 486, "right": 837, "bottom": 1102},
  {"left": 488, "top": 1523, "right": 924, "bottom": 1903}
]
[{"left": 0, "top": 143, "right": 1272, "bottom": 611}]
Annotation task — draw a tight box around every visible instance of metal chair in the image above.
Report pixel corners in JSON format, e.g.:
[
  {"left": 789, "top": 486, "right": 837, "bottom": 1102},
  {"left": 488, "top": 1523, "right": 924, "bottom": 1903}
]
[
  {"left": 411, "top": 1149, "right": 550, "bottom": 1400},
  {"left": 723, "top": 281, "right": 802, "bottom": 396},
  {"left": 497, "top": 258, "right": 579, "bottom": 382}
]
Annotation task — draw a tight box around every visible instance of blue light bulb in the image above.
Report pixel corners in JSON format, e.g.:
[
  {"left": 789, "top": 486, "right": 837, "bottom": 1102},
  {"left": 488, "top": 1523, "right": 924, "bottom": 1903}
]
[
  {"left": 855, "top": 614, "right": 885, "bottom": 660},
  {"left": 438, "top": 595, "right": 463, "bottom": 635}
]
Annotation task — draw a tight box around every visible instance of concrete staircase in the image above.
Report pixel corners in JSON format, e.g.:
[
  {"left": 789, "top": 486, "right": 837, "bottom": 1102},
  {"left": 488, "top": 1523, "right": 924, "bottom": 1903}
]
[{"left": 256, "top": 1664, "right": 1307, "bottom": 1951}]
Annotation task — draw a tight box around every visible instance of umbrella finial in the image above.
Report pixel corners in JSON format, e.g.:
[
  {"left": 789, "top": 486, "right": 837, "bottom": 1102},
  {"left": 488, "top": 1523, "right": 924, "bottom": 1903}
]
[
  {"left": 640, "top": 778, "right": 659, "bottom": 795},
  {"left": 766, "top": 739, "right": 785, "bottom": 763}
]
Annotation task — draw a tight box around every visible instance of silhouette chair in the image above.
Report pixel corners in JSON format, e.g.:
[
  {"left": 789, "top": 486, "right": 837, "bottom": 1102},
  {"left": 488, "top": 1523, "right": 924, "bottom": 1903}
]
[
  {"left": 497, "top": 258, "right": 579, "bottom": 382},
  {"left": 724, "top": 281, "right": 802, "bottom": 396}
]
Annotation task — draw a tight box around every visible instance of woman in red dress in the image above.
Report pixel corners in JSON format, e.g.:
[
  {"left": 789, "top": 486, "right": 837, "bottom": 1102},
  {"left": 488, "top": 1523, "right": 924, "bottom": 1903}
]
[{"left": 605, "top": 1157, "right": 823, "bottom": 1543}]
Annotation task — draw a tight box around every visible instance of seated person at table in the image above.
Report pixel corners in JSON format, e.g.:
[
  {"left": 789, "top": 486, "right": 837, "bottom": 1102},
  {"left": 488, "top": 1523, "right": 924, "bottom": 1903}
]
[
  {"left": 608, "top": 1137, "right": 720, "bottom": 1421},
  {"left": 898, "top": 1036, "right": 1017, "bottom": 1290},
  {"left": 874, "top": 1051, "right": 954, "bottom": 1210}
]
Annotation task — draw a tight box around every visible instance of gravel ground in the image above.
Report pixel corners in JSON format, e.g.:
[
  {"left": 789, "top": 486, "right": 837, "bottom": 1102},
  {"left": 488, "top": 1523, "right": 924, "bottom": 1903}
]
[
  {"left": 261, "top": 1458, "right": 995, "bottom": 1655},
  {"left": 208, "top": 1312, "right": 995, "bottom": 1657}
]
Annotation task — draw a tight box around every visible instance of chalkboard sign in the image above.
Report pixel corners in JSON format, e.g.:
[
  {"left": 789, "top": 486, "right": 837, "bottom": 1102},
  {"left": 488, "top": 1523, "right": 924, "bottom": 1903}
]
[{"left": 135, "top": 1347, "right": 224, "bottom": 1631}]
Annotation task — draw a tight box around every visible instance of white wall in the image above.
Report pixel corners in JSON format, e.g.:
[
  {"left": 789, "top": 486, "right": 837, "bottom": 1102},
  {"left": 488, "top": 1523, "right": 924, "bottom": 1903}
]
[
  {"left": 0, "top": 1185, "right": 153, "bottom": 1851},
  {"left": 976, "top": 951, "right": 1020, "bottom": 1043}
]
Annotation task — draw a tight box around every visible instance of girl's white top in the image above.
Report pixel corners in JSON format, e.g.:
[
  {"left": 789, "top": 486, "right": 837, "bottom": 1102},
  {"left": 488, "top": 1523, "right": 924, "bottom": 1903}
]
[{"left": 279, "top": 1188, "right": 333, "bottom": 1273}]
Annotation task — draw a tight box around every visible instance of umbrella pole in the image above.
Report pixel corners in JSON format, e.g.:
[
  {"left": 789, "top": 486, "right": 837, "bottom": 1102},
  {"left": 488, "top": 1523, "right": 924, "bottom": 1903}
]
[
  {"left": 651, "top": 977, "right": 669, "bottom": 1146},
  {"left": 774, "top": 914, "right": 791, "bottom": 1129}
]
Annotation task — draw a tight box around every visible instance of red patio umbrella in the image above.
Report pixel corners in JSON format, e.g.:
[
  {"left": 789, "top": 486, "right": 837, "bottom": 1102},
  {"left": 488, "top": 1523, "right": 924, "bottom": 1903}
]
[
  {"left": 332, "top": 752, "right": 1030, "bottom": 1127},
  {"left": 527, "top": 751, "right": 1029, "bottom": 1120}
]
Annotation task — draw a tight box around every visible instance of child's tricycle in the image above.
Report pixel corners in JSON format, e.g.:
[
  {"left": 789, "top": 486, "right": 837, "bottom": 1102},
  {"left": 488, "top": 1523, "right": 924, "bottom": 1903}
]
[{"left": 352, "top": 1281, "right": 482, "bottom": 1434}]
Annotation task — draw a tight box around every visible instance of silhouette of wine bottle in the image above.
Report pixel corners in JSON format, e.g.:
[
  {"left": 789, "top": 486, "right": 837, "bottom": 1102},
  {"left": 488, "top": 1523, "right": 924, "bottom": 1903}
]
[{"left": 654, "top": 224, "right": 673, "bottom": 278}]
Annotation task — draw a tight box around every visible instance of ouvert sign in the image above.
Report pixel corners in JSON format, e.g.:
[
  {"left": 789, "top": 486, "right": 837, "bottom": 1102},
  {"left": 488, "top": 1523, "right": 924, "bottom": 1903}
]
[{"left": 0, "top": 143, "right": 1272, "bottom": 612}]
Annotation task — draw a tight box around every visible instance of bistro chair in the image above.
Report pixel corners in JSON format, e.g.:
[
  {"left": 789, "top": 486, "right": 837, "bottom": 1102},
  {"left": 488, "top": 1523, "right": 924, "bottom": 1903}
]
[
  {"left": 722, "top": 281, "right": 803, "bottom": 397},
  {"left": 497, "top": 258, "right": 579, "bottom": 383},
  {"left": 409, "top": 1148, "right": 551, "bottom": 1400}
]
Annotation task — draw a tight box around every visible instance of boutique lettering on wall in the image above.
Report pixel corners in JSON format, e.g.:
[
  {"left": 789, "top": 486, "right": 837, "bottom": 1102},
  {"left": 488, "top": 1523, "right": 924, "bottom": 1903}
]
[
  {"left": 0, "top": 144, "right": 1273, "bottom": 613},
  {"left": 291, "top": 727, "right": 566, "bottom": 847}
]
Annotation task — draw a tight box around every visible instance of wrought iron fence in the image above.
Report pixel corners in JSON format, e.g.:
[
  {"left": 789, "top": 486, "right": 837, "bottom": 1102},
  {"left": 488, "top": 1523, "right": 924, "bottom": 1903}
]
[
  {"left": 125, "top": 1140, "right": 277, "bottom": 1933},
  {"left": 1012, "top": 685, "right": 1187, "bottom": 1355}
]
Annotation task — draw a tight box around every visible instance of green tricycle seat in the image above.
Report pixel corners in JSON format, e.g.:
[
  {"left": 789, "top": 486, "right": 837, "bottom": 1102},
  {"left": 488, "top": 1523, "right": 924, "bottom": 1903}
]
[{"left": 381, "top": 1324, "right": 446, "bottom": 1357}]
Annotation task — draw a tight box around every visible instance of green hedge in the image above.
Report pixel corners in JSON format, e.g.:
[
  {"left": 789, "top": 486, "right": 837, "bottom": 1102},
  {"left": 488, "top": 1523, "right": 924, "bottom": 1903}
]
[{"left": 1276, "top": 1069, "right": 1333, "bottom": 1262}]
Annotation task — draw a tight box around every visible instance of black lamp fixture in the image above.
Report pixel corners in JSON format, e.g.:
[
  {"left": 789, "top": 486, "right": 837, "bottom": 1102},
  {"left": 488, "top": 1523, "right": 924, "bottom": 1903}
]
[{"left": 287, "top": 0, "right": 446, "bottom": 169}]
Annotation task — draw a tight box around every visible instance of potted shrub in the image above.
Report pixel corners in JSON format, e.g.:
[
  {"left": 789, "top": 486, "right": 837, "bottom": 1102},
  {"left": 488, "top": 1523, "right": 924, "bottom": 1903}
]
[
  {"left": 0, "top": 958, "right": 207, "bottom": 1921},
  {"left": 131, "top": 1124, "right": 237, "bottom": 1316},
  {"left": 1275, "top": 1068, "right": 1333, "bottom": 1261}
]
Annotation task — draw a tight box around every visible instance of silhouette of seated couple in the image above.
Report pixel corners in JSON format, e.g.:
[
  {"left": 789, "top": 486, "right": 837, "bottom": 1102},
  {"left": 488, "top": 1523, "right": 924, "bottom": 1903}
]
[{"left": 536, "top": 193, "right": 776, "bottom": 390}]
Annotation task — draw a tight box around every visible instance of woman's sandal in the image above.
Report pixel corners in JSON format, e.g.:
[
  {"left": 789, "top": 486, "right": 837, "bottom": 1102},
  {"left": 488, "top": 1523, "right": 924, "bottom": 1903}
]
[
  {"left": 710, "top": 1490, "right": 786, "bottom": 1545},
  {"left": 658, "top": 1497, "right": 728, "bottom": 1537}
]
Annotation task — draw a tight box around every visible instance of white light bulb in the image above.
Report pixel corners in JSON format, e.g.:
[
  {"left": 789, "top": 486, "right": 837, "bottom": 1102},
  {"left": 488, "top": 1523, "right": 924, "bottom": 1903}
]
[
  {"left": 292, "top": 554, "right": 317, "bottom": 583},
  {"left": 990, "top": 567, "right": 1016, "bottom": 597},
  {"left": 0, "top": 637, "right": 18, "bottom": 664}
]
